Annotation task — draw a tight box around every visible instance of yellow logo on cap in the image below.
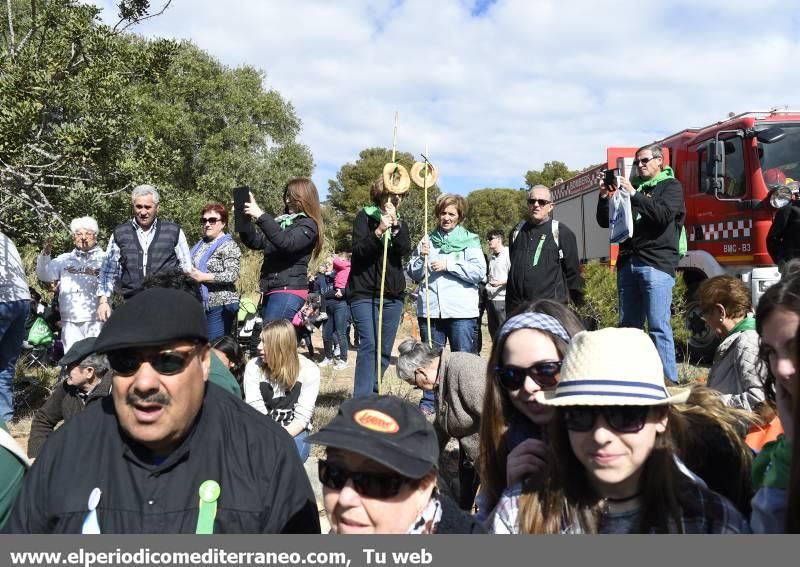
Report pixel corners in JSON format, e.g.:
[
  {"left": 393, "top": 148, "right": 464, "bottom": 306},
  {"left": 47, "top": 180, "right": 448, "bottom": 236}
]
[{"left": 353, "top": 409, "right": 400, "bottom": 433}]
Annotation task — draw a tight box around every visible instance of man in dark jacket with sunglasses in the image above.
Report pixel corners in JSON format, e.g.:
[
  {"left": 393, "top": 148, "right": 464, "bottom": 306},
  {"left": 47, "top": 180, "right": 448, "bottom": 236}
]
[
  {"left": 596, "top": 144, "right": 686, "bottom": 384},
  {"left": 5, "top": 288, "right": 319, "bottom": 534}
]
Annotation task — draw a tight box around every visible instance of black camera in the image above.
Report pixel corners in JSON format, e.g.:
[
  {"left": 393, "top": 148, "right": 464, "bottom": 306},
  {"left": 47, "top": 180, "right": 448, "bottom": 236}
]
[{"left": 603, "top": 168, "right": 621, "bottom": 188}]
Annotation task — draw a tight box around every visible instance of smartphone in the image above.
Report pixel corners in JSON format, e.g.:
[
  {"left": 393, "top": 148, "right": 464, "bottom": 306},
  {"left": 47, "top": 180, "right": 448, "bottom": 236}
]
[
  {"left": 233, "top": 186, "right": 251, "bottom": 233},
  {"left": 603, "top": 168, "right": 621, "bottom": 188}
]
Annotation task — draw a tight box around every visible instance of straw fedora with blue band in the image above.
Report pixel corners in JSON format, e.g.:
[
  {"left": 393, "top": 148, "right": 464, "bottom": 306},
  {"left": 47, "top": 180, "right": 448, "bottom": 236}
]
[{"left": 535, "top": 327, "right": 691, "bottom": 407}]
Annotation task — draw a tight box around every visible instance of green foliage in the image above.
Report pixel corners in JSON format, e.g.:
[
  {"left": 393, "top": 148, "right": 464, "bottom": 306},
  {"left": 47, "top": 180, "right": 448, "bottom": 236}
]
[
  {"left": 524, "top": 160, "right": 579, "bottom": 190},
  {"left": 576, "top": 260, "right": 690, "bottom": 352},
  {"left": 464, "top": 188, "right": 527, "bottom": 252},
  {"left": 575, "top": 261, "right": 620, "bottom": 331},
  {"left": 327, "top": 147, "right": 441, "bottom": 250},
  {"left": 1, "top": 1, "right": 311, "bottom": 246}
]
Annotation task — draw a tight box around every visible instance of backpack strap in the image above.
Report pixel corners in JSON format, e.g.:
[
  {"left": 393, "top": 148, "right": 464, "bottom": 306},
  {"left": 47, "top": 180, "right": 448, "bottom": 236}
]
[
  {"left": 552, "top": 220, "right": 563, "bottom": 261},
  {"left": 511, "top": 219, "right": 563, "bottom": 260}
]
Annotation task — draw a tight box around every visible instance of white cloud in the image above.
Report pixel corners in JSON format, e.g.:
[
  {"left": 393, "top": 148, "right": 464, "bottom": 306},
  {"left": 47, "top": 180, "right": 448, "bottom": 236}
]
[{"left": 94, "top": 0, "right": 800, "bottom": 195}]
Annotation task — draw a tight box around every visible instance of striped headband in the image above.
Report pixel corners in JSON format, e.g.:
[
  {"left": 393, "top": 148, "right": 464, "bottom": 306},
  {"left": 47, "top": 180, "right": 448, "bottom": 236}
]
[{"left": 496, "top": 312, "right": 571, "bottom": 344}]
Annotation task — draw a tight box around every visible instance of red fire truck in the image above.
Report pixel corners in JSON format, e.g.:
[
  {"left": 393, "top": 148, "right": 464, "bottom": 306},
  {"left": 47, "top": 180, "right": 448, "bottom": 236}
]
[{"left": 551, "top": 109, "right": 800, "bottom": 359}]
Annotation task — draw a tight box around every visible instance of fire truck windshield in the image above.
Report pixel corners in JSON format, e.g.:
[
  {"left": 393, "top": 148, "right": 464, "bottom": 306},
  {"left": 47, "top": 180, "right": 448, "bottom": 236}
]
[{"left": 757, "top": 124, "right": 800, "bottom": 188}]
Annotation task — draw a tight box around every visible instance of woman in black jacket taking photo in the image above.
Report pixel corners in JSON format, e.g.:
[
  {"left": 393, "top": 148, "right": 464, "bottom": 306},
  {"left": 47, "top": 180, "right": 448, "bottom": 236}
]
[{"left": 242, "top": 178, "right": 324, "bottom": 323}]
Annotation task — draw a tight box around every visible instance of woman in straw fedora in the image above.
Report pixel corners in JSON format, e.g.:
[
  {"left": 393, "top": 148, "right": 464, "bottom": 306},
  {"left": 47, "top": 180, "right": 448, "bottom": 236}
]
[
  {"left": 489, "top": 327, "right": 751, "bottom": 534},
  {"left": 477, "top": 299, "right": 585, "bottom": 523}
]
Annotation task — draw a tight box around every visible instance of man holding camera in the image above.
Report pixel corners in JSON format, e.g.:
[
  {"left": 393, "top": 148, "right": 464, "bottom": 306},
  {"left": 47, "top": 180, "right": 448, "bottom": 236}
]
[
  {"left": 596, "top": 145, "right": 686, "bottom": 384},
  {"left": 506, "top": 185, "right": 582, "bottom": 315}
]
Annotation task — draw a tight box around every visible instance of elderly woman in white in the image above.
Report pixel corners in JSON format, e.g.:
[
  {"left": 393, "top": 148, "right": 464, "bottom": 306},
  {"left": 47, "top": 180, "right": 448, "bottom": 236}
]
[{"left": 36, "top": 217, "right": 106, "bottom": 350}]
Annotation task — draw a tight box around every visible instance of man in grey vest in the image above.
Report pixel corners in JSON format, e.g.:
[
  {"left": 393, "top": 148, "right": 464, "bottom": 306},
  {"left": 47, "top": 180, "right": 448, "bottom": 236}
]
[{"left": 96, "top": 185, "right": 192, "bottom": 321}]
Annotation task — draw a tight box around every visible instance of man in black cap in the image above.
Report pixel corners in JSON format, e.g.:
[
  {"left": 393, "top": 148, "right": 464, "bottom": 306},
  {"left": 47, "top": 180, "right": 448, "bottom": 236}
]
[
  {"left": 308, "top": 395, "right": 485, "bottom": 534},
  {"left": 5, "top": 288, "right": 319, "bottom": 534},
  {"left": 27, "top": 337, "right": 112, "bottom": 459}
]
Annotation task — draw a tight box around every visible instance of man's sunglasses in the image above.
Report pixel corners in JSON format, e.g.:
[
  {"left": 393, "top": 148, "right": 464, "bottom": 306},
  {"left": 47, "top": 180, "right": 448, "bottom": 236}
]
[
  {"left": 201, "top": 217, "right": 221, "bottom": 225},
  {"left": 107, "top": 346, "right": 200, "bottom": 377},
  {"left": 318, "top": 460, "right": 416, "bottom": 499},
  {"left": 562, "top": 406, "right": 651, "bottom": 433},
  {"left": 527, "top": 198, "right": 552, "bottom": 207},
  {"left": 633, "top": 156, "right": 659, "bottom": 167},
  {"left": 495, "top": 361, "right": 561, "bottom": 391}
]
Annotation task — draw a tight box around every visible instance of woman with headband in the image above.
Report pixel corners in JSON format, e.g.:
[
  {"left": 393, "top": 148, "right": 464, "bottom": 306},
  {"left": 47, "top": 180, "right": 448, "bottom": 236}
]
[{"left": 477, "top": 300, "right": 585, "bottom": 524}]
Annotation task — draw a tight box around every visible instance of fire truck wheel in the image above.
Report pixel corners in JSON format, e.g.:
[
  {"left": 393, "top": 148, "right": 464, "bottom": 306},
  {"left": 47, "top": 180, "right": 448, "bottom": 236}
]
[{"left": 685, "top": 300, "right": 720, "bottom": 363}]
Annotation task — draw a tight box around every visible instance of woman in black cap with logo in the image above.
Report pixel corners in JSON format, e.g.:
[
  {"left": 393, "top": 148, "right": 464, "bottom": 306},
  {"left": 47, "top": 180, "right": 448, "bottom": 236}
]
[{"left": 307, "top": 395, "right": 485, "bottom": 534}]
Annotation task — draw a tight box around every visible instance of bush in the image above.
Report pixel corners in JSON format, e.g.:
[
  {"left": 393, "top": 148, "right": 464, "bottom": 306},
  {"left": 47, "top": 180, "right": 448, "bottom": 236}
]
[{"left": 576, "top": 260, "right": 690, "bottom": 352}]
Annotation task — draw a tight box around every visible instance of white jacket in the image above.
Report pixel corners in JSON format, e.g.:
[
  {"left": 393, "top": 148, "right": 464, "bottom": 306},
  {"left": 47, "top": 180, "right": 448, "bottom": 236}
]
[{"left": 36, "top": 247, "right": 106, "bottom": 322}]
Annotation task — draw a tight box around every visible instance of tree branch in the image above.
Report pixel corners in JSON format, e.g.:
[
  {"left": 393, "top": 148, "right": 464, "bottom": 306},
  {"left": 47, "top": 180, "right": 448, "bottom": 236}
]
[
  {"left": 113, "top": 0, "right": 173, "bottom": 33},
  {"left": 5, "top": 0, "right": 15, "bottom": 59}
]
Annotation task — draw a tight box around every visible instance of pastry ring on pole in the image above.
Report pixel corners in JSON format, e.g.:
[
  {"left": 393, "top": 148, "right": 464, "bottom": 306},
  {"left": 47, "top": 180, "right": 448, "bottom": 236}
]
[
  {"left": 383, "top": 163, "right": 411, "bottom": 194},
  {"left": 410, "top": 162, "right": 438, "bottom": 188}
]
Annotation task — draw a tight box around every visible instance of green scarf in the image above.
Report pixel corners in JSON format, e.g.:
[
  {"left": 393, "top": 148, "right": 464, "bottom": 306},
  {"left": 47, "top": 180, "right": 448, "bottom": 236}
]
[
  {"left": 428, "top": 225, "right": 481, "bottom": 254},
  {"left": 362, "top": 205, "right": 401, "bottom": 243},
  {"left": 726, "top": 315, "right": 756, "bottom": 338},
  {"left": 275, "top": 212, "right": 307, "bottom": 229},
  {"left": 633, "top": 165, "right": 675, "bottom": 191}
]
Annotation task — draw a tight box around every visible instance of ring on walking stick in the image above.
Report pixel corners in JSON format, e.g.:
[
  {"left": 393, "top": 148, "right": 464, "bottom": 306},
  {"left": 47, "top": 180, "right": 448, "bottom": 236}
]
[
  {"left": 410, "top": 162, "right": 438, "bottom": 188},
  {"left": 383, "top": 163, "right": 411, "bottom": 194}
]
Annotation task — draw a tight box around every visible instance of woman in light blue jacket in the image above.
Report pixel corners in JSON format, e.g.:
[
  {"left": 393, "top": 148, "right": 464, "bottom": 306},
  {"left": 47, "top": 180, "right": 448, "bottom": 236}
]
[{"left": 407, "top": 194, "right": 486, "bottom": 414}]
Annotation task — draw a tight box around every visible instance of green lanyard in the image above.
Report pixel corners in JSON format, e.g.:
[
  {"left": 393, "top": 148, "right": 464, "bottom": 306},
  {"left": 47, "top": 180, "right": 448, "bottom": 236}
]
[
  {"left": 532, "top": 234, "right": 547, "bottom": 267},
  {"left": 196, "top": 480, "right": 221, "bottom": 534}
]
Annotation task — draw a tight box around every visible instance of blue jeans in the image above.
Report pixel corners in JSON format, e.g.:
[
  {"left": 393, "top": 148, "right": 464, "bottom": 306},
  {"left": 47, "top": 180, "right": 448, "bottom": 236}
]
[
  {"left": 294, "top": 430, "right": 310, "bottom": 463},
  {"left": 206, "top": 302, "right": 239, "bottom": 341},
  {"left": 617, "top": 257, "right": 678, "bottom": 383},
  {"left": 350, "top": 298, "right": 404, "bottom": 398},
  {"left": 0, "top": 300, "right": 30, "bottom": 422},
  {"left": 262, "top": 292, "right": 305, "bottom": 324},
  {"left": 418, "top": 317, "right": 478, "bottom": 410},
  {"left": 323, "top": 298, "right": 350, "bottom": 362}
]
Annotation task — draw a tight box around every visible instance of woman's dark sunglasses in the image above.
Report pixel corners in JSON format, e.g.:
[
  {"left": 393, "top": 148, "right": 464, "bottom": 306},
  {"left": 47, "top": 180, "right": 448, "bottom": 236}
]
[
  {"left": 562, "top": 406, "right": 651, "bottom": 434},
  {"left": 107, "top": 346, "right": 200, "bottom": 377},
  {"left": 495, "top": 361, "right": 561, "bottom": 390},
  {"left": 318, "top": 460, "right": 416, "bottom": 499}
]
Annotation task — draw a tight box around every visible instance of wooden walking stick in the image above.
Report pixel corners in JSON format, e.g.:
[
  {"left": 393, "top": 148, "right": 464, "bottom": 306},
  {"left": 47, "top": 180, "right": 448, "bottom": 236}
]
[
  {"left": 376, "top": 112, "right": 399, "bottom": 395},
  {"left": 411, "top": 151, "right": 439, "bottom": 349},
  {"left": 422, "top": 148, "right": 432, "bottom": 348}
]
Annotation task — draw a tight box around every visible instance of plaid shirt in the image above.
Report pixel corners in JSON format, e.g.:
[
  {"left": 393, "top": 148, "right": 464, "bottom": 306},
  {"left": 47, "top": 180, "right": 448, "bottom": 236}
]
[{"left": 489, "top": 478, "right": 751, "bottom": 534}]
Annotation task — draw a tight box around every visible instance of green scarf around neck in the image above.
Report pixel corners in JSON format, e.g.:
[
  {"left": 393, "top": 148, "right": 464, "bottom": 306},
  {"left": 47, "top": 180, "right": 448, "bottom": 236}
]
[
  {"left": 362, "top": 205, "right": 402, "bottom": 243},
  {"left": 727, "top": 315, "right": 756, "bottom": 338},
  {"left": 275, "top": 211, "right": 307, "bottom": 229},
  {"left": 633, "top": 165, "right": 675, "bottom": 191},
  {"left": 428, "top": 225, "right": 481, "bottom": 254}
]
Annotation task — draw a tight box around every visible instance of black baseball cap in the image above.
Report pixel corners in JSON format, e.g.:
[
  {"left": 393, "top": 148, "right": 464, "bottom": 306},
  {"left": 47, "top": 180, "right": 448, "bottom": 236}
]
[
  {"left": 59, "top": 337, "right": 97, "bottom": 366},
  {"left": 94, "top": 288, "right": 208, "bottom": 354},
  {"left": 306, "top": 395, "right": 439, "bottom": 479}
]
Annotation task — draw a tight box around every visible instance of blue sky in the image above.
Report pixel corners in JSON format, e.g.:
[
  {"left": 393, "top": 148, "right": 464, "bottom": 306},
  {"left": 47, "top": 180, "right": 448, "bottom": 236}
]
[{"left": 96, "top": 0, "right": 800, "bottom": 198}]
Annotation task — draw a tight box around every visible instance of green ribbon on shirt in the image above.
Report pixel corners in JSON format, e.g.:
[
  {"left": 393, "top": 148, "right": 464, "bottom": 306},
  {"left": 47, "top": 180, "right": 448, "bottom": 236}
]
[
  {"left": 196, "top": 480, "right": 221, "bottom": 534},
  {"left": 362, "top": 205, "right": 401, "bottom": 244}
]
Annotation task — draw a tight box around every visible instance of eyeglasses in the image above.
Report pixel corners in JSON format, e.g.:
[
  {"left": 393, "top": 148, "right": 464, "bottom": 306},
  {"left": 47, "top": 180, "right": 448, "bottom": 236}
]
[
  {"left": 107, "top": 346, "right": 200, "bottom": 377},
  {"left": 528, "top": 198, "right": 552, "bottom": 207},
  {"left": 562, "top": 406, "right": 651, "bottom": 433},
  {"left": 495, "top": 361, "right": 561, "bottom": 390},
  {"left": 318, "top": 460, "right": 416, "bottom": 499},
  {"left": 633, "top": 156, "right": 660, "bottom": 167},
  {"left": 201, "top": 217, "right": 221, "bottom": 225}
]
